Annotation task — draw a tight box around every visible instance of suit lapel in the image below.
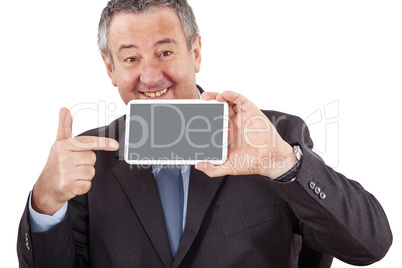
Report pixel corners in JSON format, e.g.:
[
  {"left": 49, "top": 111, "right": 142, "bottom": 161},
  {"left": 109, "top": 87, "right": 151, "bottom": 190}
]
[
  {"left": 172, "top": 166, "right": 224, "bottom": 267},
  {"left": 113, "top": 162, "right": 173, "bottom": 268}
]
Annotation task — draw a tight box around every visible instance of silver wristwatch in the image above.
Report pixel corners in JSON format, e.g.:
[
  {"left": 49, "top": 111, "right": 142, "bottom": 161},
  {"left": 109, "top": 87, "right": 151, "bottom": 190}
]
[{"left": 293, "top": 145, "right": 303, "bottom": 161}]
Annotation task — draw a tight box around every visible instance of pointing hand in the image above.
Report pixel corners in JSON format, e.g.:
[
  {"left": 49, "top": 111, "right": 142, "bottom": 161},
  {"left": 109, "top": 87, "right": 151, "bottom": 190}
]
[{"left": 32, "top": 108, "right": 119, "bottom": 215}]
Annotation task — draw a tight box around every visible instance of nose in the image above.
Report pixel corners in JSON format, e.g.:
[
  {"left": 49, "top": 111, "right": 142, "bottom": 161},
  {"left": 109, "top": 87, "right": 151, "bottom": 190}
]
[{"left": 139, "top": 59, "right": 164, "bottom": 87}]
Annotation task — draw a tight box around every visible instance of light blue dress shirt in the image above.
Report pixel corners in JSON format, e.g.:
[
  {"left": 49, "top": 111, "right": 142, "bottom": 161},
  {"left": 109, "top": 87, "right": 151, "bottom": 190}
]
[{"left": 28, "top": 192, "right": 69, "bottom": 232}]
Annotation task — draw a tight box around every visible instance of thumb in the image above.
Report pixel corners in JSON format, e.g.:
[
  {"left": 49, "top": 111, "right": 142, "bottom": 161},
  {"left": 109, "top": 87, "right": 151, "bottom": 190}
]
[{"left": 56, "top": 107, "right": 73, "bottom": 141}]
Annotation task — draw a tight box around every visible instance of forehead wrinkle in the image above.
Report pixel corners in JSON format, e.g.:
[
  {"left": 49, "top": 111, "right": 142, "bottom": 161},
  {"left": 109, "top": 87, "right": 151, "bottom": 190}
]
[
  {"left": 117, "top": 37, "right": 177, "bottom": 54},
  {"left": 111, "top": 9, "right": 179, "bottom": 36}
]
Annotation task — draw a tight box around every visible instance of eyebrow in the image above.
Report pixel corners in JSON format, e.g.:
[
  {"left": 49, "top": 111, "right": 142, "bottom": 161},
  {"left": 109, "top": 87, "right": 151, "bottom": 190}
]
[
  {"left": 118, "top": 37, "right": 177, "bottom": 53},
  {"left": 118, "top": 44, "right": 138, "bottom": 52},
  {"left": 155, "top": 37, "right": 177, "bottom": 46}
]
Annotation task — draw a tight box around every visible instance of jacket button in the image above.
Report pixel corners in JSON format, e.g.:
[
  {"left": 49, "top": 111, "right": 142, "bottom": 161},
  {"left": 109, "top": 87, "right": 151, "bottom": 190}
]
[
  {"left": 309, "top": 181, "right": 316, "bottom": 190},
  {"left": 314, "top": 187, "right": 321, "bottom": 195},
  {"left": 320, "top": 192, "right": 326, "bottom": 200},
  {"left": 25, "top": 232, "right": 31, "bottom": 250}
]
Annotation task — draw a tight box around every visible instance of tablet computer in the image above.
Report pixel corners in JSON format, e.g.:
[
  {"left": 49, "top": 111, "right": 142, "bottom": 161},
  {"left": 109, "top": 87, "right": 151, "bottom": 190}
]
[{"left": 124, "top": 99, "right": 228, "bottom": 165}]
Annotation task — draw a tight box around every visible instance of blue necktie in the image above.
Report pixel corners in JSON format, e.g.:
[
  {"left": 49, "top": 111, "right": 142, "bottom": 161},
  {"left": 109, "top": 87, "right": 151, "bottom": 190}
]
[{"left": 156, "top": 166, "right": 184, "bottom": 256}]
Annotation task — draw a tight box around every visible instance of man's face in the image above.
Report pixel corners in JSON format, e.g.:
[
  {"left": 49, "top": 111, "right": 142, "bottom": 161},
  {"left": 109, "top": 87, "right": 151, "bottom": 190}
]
[{"left": 103, "top": 7, "right": 201, "bottom": 104}]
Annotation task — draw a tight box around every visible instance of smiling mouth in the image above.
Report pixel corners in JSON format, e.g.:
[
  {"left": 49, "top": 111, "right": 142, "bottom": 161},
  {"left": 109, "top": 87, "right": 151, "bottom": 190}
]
[{"left": 142, "top": 88, "right": 168, "bottom": 98}]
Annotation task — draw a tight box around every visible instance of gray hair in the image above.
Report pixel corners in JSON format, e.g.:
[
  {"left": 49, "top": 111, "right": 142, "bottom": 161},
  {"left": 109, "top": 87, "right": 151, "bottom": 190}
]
[{"left": 98, "top": 0, "right": 199, "bottom": 67}]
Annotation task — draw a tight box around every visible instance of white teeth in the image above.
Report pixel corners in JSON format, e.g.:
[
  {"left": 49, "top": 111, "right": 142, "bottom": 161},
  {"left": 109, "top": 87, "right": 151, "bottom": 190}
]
[{"left": 144, "top": 88, "right": 168, "bottom": 98}]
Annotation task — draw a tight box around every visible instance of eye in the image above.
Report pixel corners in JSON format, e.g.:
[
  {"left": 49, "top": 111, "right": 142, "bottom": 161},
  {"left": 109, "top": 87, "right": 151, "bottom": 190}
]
[
  {"left": 124, "top": 57, "right": 136, "bottom": 63},
  {"left": 160, "top": 51, "right": 172, "bottom": 57}
]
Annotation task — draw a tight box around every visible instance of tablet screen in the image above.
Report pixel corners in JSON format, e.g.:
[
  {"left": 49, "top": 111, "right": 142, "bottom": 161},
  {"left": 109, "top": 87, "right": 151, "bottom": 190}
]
[{"left": 125, "top": 100, "right": 228, "bottom": 165}]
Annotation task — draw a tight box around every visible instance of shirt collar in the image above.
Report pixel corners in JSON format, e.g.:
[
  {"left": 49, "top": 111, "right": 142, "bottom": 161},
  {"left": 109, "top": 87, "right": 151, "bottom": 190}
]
[{"left": 152, "top": 165, "right": 190, "bottom": 176}]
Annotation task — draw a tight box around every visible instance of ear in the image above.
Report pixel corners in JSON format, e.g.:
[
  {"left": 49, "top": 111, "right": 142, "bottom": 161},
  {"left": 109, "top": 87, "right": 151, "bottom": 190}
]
[
  {"left": 101, "top": 53, "right": 117, "bottom": 87},
  {"left": 191, "top": 35, "right": 202, "bottom": 73}
]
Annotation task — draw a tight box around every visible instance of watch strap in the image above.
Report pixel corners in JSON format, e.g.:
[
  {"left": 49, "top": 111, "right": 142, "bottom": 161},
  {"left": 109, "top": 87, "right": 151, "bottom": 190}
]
[{"left": 273, "top": 145, "right": 302, "bottom": 182}]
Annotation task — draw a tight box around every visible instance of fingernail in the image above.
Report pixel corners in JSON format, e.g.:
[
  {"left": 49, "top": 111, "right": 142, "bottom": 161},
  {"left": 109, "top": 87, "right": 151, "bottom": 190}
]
[{"left": 109, "top": 140, "right": 118, "bottom": 149}]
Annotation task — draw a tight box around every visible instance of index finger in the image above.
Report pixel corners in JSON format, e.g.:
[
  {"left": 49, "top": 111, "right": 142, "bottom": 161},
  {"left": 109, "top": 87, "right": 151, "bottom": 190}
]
[{"left": 66, "top": 136, "right": 119, "bottom": 151}]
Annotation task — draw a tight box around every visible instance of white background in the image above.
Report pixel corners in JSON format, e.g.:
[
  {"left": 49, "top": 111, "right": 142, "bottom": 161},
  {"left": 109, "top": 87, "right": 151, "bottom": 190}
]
[{"left": 1, "top": 0, "right": 401, "bottom": 267}]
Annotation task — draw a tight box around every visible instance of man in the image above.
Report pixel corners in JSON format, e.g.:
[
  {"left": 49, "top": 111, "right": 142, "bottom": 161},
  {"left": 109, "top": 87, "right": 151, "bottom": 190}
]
[{"left": 17, "top": 0, "right": 392, "bottom": 267}]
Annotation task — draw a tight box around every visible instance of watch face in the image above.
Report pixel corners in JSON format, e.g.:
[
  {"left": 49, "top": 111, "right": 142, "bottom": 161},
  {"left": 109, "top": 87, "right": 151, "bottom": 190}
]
[{"left": 293, "top": 145, "right": 303, "bottom": 161}]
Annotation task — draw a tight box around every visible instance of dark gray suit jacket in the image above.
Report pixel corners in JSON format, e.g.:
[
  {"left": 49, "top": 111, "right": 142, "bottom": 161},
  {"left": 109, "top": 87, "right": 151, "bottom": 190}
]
[{"left": 17, "top": 110, "right": 392, "bottom": 267}]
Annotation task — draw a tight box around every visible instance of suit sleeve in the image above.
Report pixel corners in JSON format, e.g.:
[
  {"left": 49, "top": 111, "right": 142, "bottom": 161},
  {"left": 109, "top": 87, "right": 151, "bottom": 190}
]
[
  {"left": 17, "top": 194, "right": 89, "bottom": 268},
  {"left": 270, "top": 114, "right": 392, "bottom": 265}
]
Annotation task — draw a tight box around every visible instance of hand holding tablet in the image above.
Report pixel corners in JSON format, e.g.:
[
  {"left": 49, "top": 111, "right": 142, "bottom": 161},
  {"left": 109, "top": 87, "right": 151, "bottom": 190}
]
[{"left": 196, "top": 91, "right": 297, "bottom": 179}]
